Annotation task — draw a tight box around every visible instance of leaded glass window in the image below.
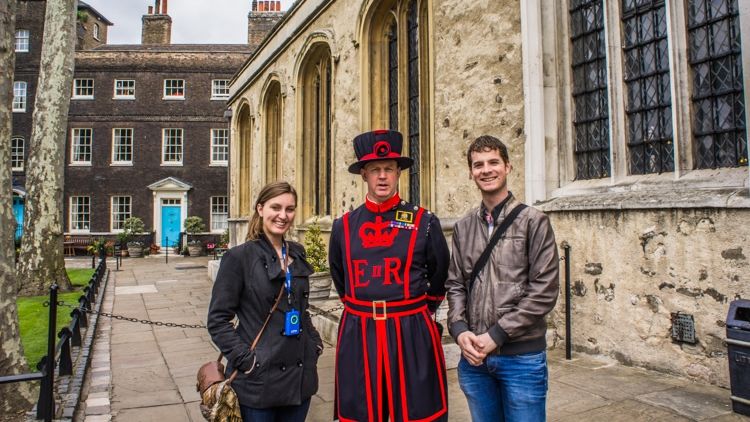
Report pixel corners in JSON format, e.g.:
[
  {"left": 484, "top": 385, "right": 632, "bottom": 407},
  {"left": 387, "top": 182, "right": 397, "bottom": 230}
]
[
  {"left": 688, "top": 0, "right": 747, "bottom": 168},
  {"left": 570, "top": 0, "right": 611, "bottom": 179},
  {"left": 622, "top": 0, "right": 674, "bottom": 174},
  {"left": 407, "top": 0, "right": 420, "bottom": 204},
  {"left": 388, "top": 21, "right": 399, "bottom": 131}
]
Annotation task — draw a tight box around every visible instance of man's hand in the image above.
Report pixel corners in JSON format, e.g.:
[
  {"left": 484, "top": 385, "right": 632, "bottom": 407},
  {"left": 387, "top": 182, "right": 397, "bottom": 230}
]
[
  {"left": 457, "top": 332, "right": 486, "bottom": 366},
  {"left": 475, "top": 332, "right": 498, "bottom": 355}
]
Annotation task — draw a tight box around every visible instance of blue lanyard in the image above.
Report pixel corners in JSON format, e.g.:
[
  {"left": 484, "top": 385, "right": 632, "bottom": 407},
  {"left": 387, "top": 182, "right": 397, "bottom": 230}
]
[{"left": 281, "top": 242, "right": 293, "bottom": 302}]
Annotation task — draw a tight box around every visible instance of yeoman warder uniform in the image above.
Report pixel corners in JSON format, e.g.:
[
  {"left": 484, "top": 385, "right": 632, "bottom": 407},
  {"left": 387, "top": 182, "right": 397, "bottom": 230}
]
[{"left": 328, "top": 130, "right": 450, "bottom": 422}]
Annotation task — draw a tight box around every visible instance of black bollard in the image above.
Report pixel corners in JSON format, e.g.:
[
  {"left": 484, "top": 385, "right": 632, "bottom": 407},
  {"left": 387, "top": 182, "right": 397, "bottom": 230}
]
[{"left": 563, "top": 243, "right": 572, "bottom": 360}]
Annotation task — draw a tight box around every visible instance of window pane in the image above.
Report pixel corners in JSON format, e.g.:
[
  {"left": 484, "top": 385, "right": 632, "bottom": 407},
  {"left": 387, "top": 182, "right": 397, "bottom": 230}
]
[
  {"left": 73, "top": 79, "right": 94, "bottom": 98},
  {"left": 162, "top": 128, "right": 183, "bottom": 162},
  {"left": 13, "top": 81, "right": 27, "bottom": 112},
  {"left": 15, "top": 29, "right": 29, "bottom": 52},
  {"left": 111, "top": 196, "right": 131, "bottom": 231},
  {"left": 688, "top": 0, "right": 747, "bottom": 168},
  {"left": 114, "top": 79, "right": 135, "bottom": 98},
  {"left": 211, "top": 129, "right": 229, "bottom": 163},
  {"left": 570, "top": 0, "right": 611, "bottom": 179},
  {"left": 407, "top": 0, "right": 421, "bottom": 204},
  {"left": 71, "top": 196, "right": 90, "bottom": 231},
  {"left": 211, "top": 197, "right": 228, "bottom": 231},
  {"left": 211, "top": 80, "right": 230, "bottom": 99},
  {"left": 113, "top": 128, "right": 133, "bottom": 163},
  {"left": 164, "top": 79, "right": 185, "bottom": 97},
  {"left": 622, "top": 0, "right": 674, "bottom": 174},
  {"left": 11, "top": 137, "right": 24, "bottom": 171},
  {"left": 388, "top": 20, "right": 399, "bottom": 131},
  {"left": 72, "top": 128, "right": 93, "bottom": 163}
]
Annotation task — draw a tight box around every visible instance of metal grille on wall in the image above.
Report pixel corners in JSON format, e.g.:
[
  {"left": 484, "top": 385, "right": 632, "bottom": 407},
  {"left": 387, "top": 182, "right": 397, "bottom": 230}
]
[
  {"left": 622, "top": 0, "right": 674, "bottom": 174},
  {"left": 407, "top": 0, "right": 420, "bottom": 204},
  {"left": 388, "top": 21, "right": 399, "bottom": 131},
  {"left": 688, "top": 0, "right": 748, "bottom": 168},
  {"left": 570, "top": 0, "right": 611, "bottom": 179}
]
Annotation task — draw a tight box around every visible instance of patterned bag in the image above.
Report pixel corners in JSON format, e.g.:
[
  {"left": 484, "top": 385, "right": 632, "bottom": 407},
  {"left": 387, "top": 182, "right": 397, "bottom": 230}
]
[{"left": 197, "top": 283, "right": 284, "bottom": 421}]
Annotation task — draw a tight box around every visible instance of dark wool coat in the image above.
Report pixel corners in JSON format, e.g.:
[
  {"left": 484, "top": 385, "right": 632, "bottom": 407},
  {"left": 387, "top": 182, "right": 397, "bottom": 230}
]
[
  {"left": 329, "top": 195, "right": 450, "bottom": 422},
  {"left": 207, "top": 235, "right": 323, "bottom": 408}
]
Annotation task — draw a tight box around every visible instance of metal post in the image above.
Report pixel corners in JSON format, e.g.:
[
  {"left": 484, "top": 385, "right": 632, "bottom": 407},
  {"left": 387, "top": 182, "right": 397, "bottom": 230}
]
[
  {"left": 165, "top": 237, "right": 169, "bottom": 264},
  {"left": 91, "top": 252, "right": 95, "bottom": 269},
  {"left": 38, "top": 284, "right": 58, "bottom": 421},
  {"left": 563, "top": 243, "right": 572, "bottom": 360}
]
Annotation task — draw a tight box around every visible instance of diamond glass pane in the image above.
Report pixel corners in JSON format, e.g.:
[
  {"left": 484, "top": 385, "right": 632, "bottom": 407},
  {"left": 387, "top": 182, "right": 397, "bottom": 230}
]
[
  {"left": 407, "top": 0, "right": 420, "bottom": 203},
  {"left": 388, "top": 21, "right": 399, "bottom": 131},
  {"left": 570, "top": 0, "right": 610, "bottom": 179},
  {"left": 622, "top": 0, "right": 674, "bottom": 174},
  {"left": 688, "top": 0, "right": 747, "bottom": 168}
]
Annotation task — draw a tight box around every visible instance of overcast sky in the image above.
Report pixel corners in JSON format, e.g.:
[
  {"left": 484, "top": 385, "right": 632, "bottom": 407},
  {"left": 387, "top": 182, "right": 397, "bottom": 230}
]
[{"left": 83, "top": 0, "right": 295, "bottom": 44}]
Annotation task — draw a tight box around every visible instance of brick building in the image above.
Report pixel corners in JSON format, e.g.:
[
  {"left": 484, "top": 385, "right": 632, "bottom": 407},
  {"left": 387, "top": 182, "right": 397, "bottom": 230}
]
[
  {"left": 63, "top": 0, "right": 281, "bottom": 249},
  {"left": 11, "top": 0, "right": 111, "bottom": 241}
]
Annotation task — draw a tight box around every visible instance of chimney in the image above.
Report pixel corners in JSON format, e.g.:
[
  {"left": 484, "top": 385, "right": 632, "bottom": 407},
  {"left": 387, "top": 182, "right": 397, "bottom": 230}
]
[
  {"left": 142, "top": 0, "right": 172, "bottom": 44},
  {"left": 248, "top": 0, "right": 283, "bottom": 46}
]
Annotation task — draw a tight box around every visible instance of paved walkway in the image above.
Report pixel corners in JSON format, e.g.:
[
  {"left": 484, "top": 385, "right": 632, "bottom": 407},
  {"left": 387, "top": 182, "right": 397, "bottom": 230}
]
[{"left": 77, "top": 256, "right": 748, "bottom": 421}]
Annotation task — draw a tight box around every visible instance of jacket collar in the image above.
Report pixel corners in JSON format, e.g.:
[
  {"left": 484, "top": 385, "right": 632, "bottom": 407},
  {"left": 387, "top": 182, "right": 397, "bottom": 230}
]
[
  {"left": 476, "top": 192, "right": 516, "bottom": 224},
  {"left": 256, "top": 233, "right": 313, "bottom": 280},
  {"left": 365, "top": 193, "right": 401, "bottom": 213}
]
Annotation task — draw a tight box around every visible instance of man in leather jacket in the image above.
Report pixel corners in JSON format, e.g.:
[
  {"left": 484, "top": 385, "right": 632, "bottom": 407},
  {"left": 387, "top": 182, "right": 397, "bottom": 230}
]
[{"left": 446, "top": 135, "right": 559, "bottom": 421}]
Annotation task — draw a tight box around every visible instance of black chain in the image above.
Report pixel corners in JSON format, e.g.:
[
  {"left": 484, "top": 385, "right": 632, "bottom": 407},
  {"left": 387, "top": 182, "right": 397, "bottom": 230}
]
[
  {"left": 45, "top": 301, "right": 207, "bottom": 329},
  {"left": 308, "top": 303, "right": 345, "bottom": 318}
]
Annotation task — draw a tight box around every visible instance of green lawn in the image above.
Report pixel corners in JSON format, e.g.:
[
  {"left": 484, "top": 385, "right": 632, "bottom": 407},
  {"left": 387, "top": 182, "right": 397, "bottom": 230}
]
[{"left": 17, "top": 268, "right": 96, "bottom": 367}]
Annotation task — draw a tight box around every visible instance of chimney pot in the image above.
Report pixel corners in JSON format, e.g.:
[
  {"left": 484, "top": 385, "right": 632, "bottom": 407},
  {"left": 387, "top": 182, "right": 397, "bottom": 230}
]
[
  {"left": 162, "top": 0, "right": 168, "bottom": 14},
  {"left": 155, "top": 0, "right": 161, "bottom": 14},
  {"left": 148, "top": 5, "right": 153, "bottom": 14}
]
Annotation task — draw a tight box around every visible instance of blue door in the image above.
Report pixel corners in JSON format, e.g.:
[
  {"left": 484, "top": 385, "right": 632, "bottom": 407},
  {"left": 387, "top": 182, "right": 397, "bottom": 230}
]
[
  {"left": 12, "top": 196, "right": 24, "bottom": 241},
  {"left": 161, "top": 206, "right": 181, "bottom": 247}
]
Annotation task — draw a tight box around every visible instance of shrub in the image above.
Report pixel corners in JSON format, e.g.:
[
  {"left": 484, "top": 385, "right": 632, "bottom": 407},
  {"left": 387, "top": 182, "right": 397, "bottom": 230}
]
[{"left": 304, "top": 220, "right": 328, "bottom": 273}]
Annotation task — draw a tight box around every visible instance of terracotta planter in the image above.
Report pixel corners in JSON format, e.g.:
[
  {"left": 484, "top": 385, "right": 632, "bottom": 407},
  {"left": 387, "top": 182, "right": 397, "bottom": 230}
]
[{"left": 308, "top": 272, "right": 332, "bottom": 300}]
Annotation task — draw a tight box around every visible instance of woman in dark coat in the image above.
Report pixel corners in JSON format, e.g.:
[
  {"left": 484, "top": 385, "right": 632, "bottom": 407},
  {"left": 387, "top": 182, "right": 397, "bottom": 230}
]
[{"left": 207, "top": 181, "right": 323, "bottom": 421}]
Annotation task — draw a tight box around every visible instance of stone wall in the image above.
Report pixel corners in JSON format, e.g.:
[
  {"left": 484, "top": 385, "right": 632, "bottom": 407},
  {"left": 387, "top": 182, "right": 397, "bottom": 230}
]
[
  {"left": 547, "top": 208, "right": 750, "bottom": 387},
  {"left": 228, "top": 0, "right": 527, "bottom": 221}
]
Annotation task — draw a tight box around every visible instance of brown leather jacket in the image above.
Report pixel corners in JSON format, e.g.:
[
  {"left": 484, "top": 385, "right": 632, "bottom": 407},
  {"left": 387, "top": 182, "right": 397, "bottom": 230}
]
[{"left": 446, "top": 195, "right": 559, "bottom": 355}]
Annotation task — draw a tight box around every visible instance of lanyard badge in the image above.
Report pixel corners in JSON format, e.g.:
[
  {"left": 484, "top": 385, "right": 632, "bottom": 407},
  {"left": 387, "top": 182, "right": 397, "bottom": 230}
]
[{"left": 281, "top": 242, "right": 301, "bottom": 336}]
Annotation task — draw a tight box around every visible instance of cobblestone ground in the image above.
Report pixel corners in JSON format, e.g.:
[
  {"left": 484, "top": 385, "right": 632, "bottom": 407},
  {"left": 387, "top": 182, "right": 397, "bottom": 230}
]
[{"left": 72, "top": 256, "right": 748, "bottom": 421}]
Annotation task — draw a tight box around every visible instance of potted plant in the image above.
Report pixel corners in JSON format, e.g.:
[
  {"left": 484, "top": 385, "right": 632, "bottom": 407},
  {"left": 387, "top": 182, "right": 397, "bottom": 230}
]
[
  {"left": 123, "top": 217, "right": 146, "bottom": 258},
  {"left": 184, "top": 216, "right": 205, "bottom": 256},
  {"left": 87, "top": 237, "right": 113, "bottom": 257},
  {"left": 304, "top": 220, "right": 332, "bottom": 300},
  {"left": 116, "top": 231, "right": 129, "bottom": 257}
]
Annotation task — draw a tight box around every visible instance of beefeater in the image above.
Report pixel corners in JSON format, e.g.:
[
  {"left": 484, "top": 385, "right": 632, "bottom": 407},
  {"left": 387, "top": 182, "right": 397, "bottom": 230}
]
[{"left": 328, "top": 129, "right": 450, "bottom": 422}]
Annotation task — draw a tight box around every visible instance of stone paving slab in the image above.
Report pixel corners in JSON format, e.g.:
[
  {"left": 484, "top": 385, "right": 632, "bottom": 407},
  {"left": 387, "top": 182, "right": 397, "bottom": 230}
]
[{"left": 75, "top": 256, "right": 749, "bottom": 422}]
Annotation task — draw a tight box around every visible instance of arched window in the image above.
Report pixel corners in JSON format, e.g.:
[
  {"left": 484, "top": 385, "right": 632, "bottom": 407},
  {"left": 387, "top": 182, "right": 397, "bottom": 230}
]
[
  {"left": 237, "top": 104, "right": 253, "bottom": 217},
  {"left": 263, "top": 81, "right": 282, "bottom": 183},
  {"left": 366, "top": 0, "right": 431, "bottom": 207},
  {"left": 93, "top": 23, "right": 100, "bottom": 40},
  {"left": 298, "top": 43, "right": 333, "bottom": 219}
]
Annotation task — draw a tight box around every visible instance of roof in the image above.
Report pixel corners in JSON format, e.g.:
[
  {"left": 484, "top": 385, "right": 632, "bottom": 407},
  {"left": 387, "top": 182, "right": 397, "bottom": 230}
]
[
  {"left": 91, "top": 44, "right": 254, "bottom": 53},
  {"left": 78, "top": 1, "right": 114, "bottom": 26}
]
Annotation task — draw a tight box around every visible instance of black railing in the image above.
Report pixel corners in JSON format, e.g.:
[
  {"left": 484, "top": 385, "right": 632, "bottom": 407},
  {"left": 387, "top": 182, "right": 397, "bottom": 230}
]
[{"left": 0, "top": 255, "right": 107, "bottom": 421}]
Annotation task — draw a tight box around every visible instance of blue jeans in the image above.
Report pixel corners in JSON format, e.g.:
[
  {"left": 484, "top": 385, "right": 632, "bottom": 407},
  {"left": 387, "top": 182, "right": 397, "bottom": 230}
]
[
  {"left": 457, "top": 351, "right": 548, "bottom": 422},
  {"left": 239, "top": 398, "right": 311, "bottom": 422}
]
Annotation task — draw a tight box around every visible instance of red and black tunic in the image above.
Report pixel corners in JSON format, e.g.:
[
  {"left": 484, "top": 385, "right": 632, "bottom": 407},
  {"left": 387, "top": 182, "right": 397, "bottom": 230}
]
[{"left": 328, "top": 194, "right": 450, "bottom": 422}]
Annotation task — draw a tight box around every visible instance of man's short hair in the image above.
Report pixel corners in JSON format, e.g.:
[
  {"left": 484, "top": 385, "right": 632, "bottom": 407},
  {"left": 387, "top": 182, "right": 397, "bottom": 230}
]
[{"left": 467, "top": 135, "right": 509, "bottom": 167}]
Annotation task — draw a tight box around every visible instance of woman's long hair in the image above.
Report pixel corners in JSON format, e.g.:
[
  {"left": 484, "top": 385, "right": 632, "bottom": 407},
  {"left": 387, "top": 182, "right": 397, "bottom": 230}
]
[{"left": 246, "top": 181, "right": 298, "bottom": 241}]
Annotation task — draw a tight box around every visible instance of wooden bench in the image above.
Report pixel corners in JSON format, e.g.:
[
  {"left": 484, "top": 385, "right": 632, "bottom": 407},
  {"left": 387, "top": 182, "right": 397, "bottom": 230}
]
[{"left": 64, "top": 235, "right": 92, "bottom": 256}]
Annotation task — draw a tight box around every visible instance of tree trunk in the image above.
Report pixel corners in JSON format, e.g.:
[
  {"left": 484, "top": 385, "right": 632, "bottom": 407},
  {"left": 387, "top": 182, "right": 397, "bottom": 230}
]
[
  {"left": 0, "top": 0, "right": 36, "bottom": 416},
  {"left": 17, "top": 0, "right": 76, "bottom": 296}
]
